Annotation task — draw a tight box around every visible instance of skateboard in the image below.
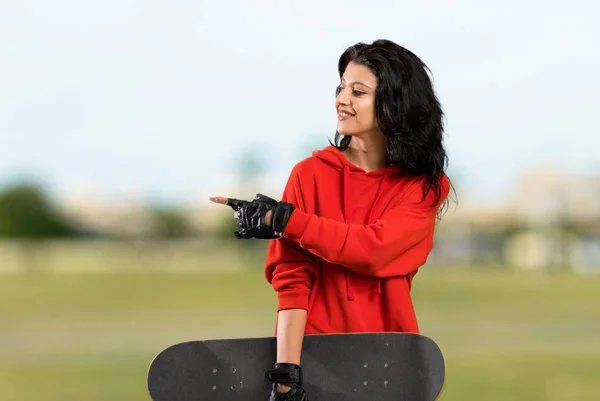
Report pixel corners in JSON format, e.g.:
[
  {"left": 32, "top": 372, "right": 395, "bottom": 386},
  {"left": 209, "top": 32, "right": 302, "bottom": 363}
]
[{"left": 147, "top": 332, "right": 446, "bottom": 401}]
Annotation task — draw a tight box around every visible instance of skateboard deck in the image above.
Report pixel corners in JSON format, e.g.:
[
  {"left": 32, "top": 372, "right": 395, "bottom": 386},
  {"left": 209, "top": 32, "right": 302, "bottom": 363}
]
[{"left": 147, "top": 332, "right": 445, "bottom": 401}]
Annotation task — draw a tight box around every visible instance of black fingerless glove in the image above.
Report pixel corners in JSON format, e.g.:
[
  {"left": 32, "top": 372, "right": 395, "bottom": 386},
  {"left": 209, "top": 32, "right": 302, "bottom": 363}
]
[
  {"left": 228, "top": 194, "right": 295, "bottom": 240},
  {"left": 265, "top": 363, "right": 309, "bottom": 401}
]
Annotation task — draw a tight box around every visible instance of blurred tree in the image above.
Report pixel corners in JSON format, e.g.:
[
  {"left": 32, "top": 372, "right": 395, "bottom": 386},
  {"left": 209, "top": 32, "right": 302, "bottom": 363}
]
[
  {"left": 215, "top": 212, "right": 239, "bottom": 241},
  {"left": 0, "top": 182, "right": 78, "bottom": 238},
  {"left": 147, "top": 205, "right": 196, "bottom": 238}
]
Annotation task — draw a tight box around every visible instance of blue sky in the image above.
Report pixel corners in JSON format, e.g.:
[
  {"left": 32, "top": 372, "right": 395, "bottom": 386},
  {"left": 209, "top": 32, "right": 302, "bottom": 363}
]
[{"left": 1, "top": 0, "right": 598, "bottom": 205}]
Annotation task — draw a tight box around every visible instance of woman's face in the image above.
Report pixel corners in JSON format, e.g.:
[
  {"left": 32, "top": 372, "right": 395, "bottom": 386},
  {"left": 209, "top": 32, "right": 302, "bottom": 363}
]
[{"left": 335, "top": 61, "right": 379, "bottom": 137}]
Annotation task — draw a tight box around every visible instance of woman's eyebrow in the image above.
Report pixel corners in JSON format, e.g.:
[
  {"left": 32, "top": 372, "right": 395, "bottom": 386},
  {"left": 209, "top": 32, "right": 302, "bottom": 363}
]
[{"left": 341, "top": 79, "right": 373, "bottom": 89}]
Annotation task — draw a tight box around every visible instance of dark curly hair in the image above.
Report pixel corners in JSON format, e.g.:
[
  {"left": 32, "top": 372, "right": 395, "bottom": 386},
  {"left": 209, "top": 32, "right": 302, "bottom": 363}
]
[{"left": 331, "top": 39, "right": 455, "bottom": 220}]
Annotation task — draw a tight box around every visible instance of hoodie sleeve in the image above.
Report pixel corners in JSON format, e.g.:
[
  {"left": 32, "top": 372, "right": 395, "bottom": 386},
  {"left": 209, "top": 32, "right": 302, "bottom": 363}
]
[
  {"left": 264, "top": 167, "right": 318, "bottom": 311},
  {"left": 282, "top": 175, "right": 450, "bottom": 278}
]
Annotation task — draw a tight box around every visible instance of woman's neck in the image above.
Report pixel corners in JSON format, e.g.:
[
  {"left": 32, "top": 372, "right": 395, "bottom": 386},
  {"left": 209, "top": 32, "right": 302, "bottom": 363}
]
[{"left": 343, "top": 135, "right": 388, "bottom": 172}]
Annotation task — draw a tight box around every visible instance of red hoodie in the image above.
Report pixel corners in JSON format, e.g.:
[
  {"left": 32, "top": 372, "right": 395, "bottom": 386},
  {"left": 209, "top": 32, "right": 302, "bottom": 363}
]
[{"left": 264, "top": 146, "right": 449, "bottom": 334}]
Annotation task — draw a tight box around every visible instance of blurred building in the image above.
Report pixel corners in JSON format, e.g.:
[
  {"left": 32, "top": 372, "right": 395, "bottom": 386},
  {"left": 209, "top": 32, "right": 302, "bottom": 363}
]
[
  {"left": 431, "top": 169, "right": 600, "bottom": 273},
  {"left": 12, "top": 168, "right": 595, "bottom": 275},
  {"left": 57, "top": 193, "right": 154, "bottom": 237}
]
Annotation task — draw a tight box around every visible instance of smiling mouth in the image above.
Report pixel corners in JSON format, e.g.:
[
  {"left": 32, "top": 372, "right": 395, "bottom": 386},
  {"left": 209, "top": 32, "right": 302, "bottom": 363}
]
[{"left": 338, "top": 111, "right": 355, "bottom": 120}]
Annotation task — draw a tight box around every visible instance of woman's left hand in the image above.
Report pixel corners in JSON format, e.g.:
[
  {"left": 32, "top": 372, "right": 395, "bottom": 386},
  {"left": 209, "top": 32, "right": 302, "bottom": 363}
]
[
  {"left": 209, "top": 196, "right": 273, "bottom": 226},
  {"left": 210, "top": 194, "right": 291, "bottom": 239}
]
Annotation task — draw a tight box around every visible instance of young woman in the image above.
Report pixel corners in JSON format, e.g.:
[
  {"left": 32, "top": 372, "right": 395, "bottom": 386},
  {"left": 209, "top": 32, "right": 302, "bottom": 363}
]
[{"left": 211, "top": 39, "right": 453, "bottom": 401}]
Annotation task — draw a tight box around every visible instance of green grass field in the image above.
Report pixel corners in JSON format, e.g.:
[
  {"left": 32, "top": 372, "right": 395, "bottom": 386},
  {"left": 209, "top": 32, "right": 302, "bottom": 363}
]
[{"left": 1, "top": 262, "right": 599, "bottom": 401}]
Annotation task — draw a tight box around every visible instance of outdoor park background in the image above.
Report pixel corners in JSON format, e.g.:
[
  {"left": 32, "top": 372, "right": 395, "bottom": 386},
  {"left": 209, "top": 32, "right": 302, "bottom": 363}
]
[{"left": 1, "top": 1, "right": 599, "bottom": 400}]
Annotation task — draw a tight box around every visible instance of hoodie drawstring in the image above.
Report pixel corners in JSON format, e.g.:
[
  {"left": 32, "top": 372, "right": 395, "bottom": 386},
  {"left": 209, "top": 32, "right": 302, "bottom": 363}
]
[
  {"left": 342, "top": 165, "right": 355, "bottom": 301},
  {"left": 342, "top": 165, "right": 389, "bottom": 300},
  {"left": 368, "top": 174, "right": 388, "bottom": 296}
]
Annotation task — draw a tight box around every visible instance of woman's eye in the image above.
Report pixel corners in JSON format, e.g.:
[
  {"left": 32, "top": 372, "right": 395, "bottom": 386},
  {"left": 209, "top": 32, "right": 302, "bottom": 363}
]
[{"left": 336, "top": 86, "right": 364, "bottom": 97}]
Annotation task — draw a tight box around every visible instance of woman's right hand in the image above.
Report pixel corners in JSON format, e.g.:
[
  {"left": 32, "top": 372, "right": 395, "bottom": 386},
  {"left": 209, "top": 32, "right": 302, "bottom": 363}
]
[
  {"left": 266, "top": 363, "right": 309, "bottom": 401},
  {"left": 276, "top": 384, "right": 292, "bottom": 393},
  {"left": 269, "top": 382, "right": 309, "bottom": 401},
  {"left": 269, "top": 295, "right": 309, "bottom": 399}
]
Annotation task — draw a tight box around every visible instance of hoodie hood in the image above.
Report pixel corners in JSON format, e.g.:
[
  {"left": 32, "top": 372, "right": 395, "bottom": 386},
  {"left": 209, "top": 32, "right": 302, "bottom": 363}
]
[
  {"left": 312, "top": 146, "right": 398, "bottom": 300},
  {"left": 312, "top": 145, "right": 400, "bottom": 176}
]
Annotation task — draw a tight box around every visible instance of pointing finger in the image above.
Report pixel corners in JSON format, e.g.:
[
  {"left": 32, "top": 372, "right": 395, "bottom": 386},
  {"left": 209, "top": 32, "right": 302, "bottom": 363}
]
[{"left": 209, "top": 196, "right": 228, "bottom": 204}]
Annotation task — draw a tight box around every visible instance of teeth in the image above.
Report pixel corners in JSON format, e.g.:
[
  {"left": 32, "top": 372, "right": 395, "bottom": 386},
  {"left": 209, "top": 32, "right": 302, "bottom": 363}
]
[{"left": 339, "top": 112, "right": 353, "bottom": 117}]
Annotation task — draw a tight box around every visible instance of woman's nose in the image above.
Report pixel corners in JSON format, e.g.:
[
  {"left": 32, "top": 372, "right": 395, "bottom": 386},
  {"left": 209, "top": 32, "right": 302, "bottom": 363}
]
[{"left": 335, "top": 87, "right": 350, "bottom": 106}]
